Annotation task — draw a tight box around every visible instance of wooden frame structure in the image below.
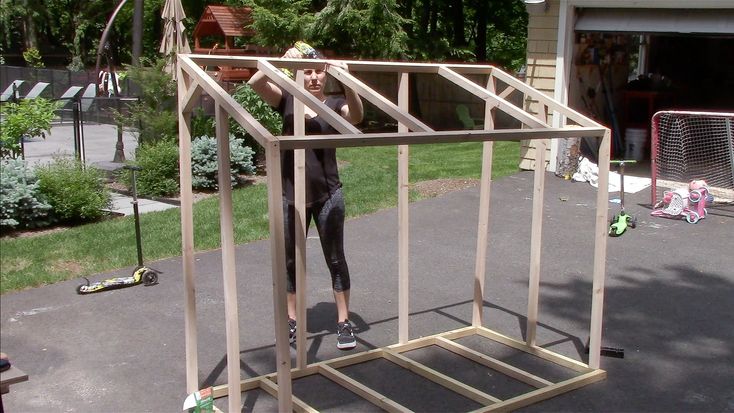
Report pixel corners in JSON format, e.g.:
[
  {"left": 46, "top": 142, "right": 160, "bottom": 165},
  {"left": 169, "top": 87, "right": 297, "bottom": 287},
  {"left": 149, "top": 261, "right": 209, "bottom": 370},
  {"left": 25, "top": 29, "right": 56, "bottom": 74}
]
[{"left": 176, "top": 54, "right": 611, "bottom": 412}]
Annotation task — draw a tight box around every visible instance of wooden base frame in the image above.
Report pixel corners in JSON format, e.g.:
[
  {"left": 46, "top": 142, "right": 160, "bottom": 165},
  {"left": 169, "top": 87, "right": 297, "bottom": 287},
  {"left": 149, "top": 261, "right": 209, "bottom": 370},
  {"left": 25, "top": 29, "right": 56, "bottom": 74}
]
[
  {"left": 175, "top": 54, "right": 611, "bottom": 412},
  {"left": 210, "top": 326, "right": 606, "bottom": 412}
]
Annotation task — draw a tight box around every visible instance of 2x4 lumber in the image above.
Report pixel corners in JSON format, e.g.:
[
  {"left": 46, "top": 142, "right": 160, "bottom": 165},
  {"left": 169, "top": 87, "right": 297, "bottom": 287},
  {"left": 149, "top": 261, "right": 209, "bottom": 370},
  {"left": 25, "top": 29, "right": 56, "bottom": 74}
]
[
  {"left": 294, "top": 69, "right": 309, "bottom": 370},
  {"left": 489, "top": 67, "right": 603, "bottom": 129},
  {"left": 324, "top": 348, "right": 386, "bottom": 370},
  {"left": 177, "top": 66, "right": 199, "bottom": 394},
  {"left": 328, "top": 65, "right": 433, "bottom": 132},
  {"left": 259, "top": 378, "right": 317, "bottom": 413},
  {"left": 265, "top": 143, "right": 294, "bottom": 413},
  {"left": 472, "top": 75, "right": 496, "bottom": 327},
  {"left": 186, "top": 54, "right": 493, "bottom": 75},
  {"left": 430, "top": 325, "right": 478, "bottom": 342},
  {"left": 526, "top": 132, "right": 548, "bottom": 347},
  {"left": 319, "top": 365, "right": 413, "bottom": 413},
  {"left": 216, "top": 105, "right": 242, "bottom": 413},
  {"left": 588, "top": 130, "right": 612, "bottom": 370},
  {"left": 256, "top": 60, "right": 360, "bottom": 135},
  {"left": 277, "top": 127, "right": 607, "bottom": 150},
  {"left": 436, "top": 66, "right": 548, "bottom": 129},
  {"left": 177, "top": 55, "right": 273, "bottom": 147},
  {"left": 181, "top": 82, "right": 203, "bottom": 114},
  {"left": 398, "top": 72, "right": 410, "bottom": 344},
  {"left": 434, "top": 336, "right": 553, "bottom": 389},
  {"left": 473, "top": 370, "right": 606, "bottom": 412},
  {"left": 382, "top": 349, "right": 502, "bottom": 405},
  {"left": 476, "top": 328, "right": 592, "bottom": 373},
  {"left": 212, "top": 376, "right": 262, "bottom": 399}
]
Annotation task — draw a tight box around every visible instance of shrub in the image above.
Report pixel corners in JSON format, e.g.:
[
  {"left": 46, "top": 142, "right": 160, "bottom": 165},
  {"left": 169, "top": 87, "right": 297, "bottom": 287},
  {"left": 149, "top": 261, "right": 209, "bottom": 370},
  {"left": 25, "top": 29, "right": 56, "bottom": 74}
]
[
  {"left": 125, "top": 138, "right": 180, "bottom": 197},
  {"left": 36, "top": 158, "right": 111, "bottom": 224},
  {"left": 191, "top": 135, "right": 256, "bottom": 189},
  {"left": 1, "top": 98, "right": 62, "bottom": 159},
  {"left": 230, "top": 83, "right": 282, "bottom": 159},
  {"left": 0, "top": 159, "right": 55, "bottom": 231}
]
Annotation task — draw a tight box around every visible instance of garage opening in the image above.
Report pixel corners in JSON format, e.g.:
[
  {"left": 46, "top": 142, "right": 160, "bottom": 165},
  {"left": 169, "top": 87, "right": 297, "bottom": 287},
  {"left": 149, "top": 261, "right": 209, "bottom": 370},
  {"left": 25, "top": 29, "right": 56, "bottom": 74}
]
[{"left": 568, "top": 8, "right": 734, "bottom": 193}]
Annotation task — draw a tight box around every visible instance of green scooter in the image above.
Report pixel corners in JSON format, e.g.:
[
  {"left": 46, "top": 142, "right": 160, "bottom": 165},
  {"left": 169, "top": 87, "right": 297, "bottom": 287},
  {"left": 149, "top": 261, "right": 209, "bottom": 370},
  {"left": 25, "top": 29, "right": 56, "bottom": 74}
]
[{"left": 608, "top": 160, "right": 637, "bottom": 237}]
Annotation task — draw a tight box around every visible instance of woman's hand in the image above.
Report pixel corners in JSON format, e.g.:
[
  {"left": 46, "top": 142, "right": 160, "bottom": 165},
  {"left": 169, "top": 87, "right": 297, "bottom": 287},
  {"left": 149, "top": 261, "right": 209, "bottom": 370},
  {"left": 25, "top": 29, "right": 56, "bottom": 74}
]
[{"left": 282, "top": 47, "right": 303, "bottom": 59}]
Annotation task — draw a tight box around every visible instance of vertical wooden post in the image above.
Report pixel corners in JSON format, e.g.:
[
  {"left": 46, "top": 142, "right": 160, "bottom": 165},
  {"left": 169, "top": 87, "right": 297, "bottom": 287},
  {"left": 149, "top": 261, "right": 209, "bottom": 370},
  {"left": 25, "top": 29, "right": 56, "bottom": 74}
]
[
  {"left": 216, "top": 105, "right": 241, "bottom": 412},
  {"left": 472, "top": 74, "right": 496, "bottom": 327},
  {"left": 177, "top": 67, "right": 198, "bottom": 394},
  {"left": 588, "top": 129, "right": 611, "bottom": 369},
  {"left": 266, "top": 141, "right": 293, "bottom": 413},
  {"left": 294, "top": 70, "right": 308, "bottom": 369},
  {"left": 397, "top": 72, "right": 410, "bottom": 344},
  {"left": 526, "top": 104, "right": 550, "bottom": 347}
]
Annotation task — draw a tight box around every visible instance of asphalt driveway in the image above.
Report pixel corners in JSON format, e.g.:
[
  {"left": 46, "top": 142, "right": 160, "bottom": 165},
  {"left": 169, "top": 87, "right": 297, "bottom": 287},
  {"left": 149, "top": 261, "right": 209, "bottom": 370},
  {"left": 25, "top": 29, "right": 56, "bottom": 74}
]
[{"left": 1, "top": 171, "right": 733, "bottom": 412}]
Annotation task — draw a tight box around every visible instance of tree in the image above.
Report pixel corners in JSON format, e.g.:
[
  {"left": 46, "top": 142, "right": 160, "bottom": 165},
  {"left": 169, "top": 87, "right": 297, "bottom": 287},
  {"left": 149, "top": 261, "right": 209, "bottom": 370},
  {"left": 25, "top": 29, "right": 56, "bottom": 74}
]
[
  {"left": 0, "top": 98, "right": 62, "bottom": 159},
  {"left": 309, "top": 0, "right": 409, "bottom": 59},
  {"left": 244, "top": 0, "right": 315, "bottom": 51}
]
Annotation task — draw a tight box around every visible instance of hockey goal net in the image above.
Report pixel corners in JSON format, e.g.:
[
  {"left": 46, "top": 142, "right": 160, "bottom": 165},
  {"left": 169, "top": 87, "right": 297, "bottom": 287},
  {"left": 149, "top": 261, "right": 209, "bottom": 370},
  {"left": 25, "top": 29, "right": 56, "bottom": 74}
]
[{"left": 651, "top": 110, "right": 734, "bottom": 205}]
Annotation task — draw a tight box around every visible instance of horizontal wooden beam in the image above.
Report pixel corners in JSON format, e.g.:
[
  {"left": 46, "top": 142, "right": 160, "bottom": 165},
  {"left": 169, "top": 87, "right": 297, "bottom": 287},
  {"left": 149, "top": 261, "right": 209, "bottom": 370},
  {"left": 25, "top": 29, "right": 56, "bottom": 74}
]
[
  {"left": 476, "top": 327, "right": 593, "bottom": 373},
  {"left": 319, "top": 364, "right": 412, "bottom": 413},
  {"left": 434, "top": 336, "right": 553, "bottom": 388},
  {"left": 277, "top": 127, "right": 607, "bottom": 150},
  {"left": 185, "top": 53, "right": 493, "bottom": 74},
  {"left": 476, "top": 370, "right": 607, "bottom": 412},
  {"left": 383, "top": 350, "right": 502, "bottom": 405}
]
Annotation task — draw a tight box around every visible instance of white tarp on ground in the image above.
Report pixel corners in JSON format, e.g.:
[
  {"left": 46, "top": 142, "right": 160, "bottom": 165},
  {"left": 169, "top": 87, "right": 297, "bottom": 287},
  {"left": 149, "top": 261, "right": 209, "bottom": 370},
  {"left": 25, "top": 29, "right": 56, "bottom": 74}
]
[{"left": 573, "top": 157, "right": 651, "bottom": 194}]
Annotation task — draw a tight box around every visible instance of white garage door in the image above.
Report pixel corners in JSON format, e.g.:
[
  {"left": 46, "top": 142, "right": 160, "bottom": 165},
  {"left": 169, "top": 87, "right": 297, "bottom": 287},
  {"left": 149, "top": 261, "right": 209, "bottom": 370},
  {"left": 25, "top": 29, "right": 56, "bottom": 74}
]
[{"left": 575, "top": 8, "right": 734, "bottom": 34}]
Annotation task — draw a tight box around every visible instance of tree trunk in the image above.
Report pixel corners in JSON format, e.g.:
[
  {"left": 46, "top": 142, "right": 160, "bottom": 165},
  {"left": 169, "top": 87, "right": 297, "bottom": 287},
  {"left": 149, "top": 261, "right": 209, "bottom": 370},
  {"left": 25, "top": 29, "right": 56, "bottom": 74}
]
[
  {"left": 451, "top": 0, "right": 465, "bottom": 46},
  {"left": 420, "top": 0, "right": 430, "bottom": 37},
  {"left": 21, "top": 0, "right": 38, "bottom": 50},
  {"left": 475, "top": 1, "right": 487, "bottom": 61},
  {"left": 556, "top": 138, "right": 582, "bottom": 178},
  {"left": 131, "top": 0, "right": 144, "bottom": 65}
]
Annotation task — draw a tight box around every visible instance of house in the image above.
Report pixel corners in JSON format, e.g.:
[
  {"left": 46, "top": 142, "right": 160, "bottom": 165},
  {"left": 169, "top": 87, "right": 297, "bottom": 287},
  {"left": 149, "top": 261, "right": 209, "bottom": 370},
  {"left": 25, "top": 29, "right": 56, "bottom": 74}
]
[{"left": 521, "top": 0, "right": 734, "bottom": 172}]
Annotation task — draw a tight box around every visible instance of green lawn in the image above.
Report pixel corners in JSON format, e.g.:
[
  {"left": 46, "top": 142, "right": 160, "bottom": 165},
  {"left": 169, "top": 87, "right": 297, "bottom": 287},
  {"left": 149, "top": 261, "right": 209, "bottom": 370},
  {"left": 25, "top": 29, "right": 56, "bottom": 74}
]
[{"left": 0, "top": 141, "right": 519, "bottom": 294}]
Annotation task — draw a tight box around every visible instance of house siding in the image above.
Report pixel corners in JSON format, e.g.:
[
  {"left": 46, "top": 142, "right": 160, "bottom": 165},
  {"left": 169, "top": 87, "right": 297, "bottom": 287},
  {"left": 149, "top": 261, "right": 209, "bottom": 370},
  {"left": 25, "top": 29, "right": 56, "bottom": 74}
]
[{"left": 521, "top": 0, "right": 561, "bottom": 171}]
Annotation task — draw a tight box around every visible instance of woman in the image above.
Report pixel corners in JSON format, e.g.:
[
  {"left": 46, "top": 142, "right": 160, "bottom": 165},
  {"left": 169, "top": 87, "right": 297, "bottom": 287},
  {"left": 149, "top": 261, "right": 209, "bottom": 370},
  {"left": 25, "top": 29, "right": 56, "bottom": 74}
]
[{"left": 248, "top": 46, "right": 363, "bottom": 350}]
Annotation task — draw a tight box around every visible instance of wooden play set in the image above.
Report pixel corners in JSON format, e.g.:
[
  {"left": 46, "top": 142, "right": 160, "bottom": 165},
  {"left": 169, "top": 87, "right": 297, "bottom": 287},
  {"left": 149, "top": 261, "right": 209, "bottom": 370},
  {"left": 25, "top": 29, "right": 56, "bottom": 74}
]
[{"left": 175, "top": 53, "right": 612, "bottom": 412}]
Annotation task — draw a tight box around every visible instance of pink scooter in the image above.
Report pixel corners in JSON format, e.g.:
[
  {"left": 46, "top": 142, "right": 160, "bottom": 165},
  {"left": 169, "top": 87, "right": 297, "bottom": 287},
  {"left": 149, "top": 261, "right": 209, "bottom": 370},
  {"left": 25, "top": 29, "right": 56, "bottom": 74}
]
[{"left": 651, "top": 180, "right": 712, "bottom": 224}]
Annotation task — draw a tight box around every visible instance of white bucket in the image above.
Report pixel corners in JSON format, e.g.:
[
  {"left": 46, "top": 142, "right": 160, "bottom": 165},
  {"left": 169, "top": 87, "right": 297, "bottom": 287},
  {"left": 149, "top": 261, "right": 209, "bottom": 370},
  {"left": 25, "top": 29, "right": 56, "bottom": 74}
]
[{"left": 625, "top": 128, "right": 647, "bottom": 161}]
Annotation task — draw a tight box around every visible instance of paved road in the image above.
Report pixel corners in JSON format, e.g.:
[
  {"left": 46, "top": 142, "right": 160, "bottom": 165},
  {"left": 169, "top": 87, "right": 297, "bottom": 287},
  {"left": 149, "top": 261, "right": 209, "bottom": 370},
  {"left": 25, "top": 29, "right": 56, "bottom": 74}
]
[{"left": 1, "top": 171, "right": 733, "bottom": 412}]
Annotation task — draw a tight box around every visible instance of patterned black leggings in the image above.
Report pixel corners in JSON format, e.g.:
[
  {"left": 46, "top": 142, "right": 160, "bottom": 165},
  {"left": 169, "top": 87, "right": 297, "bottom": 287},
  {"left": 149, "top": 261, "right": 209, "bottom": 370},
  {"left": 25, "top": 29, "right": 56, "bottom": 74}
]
[{"left": 283, "top": 188, "right": 350, "bottom": 293}]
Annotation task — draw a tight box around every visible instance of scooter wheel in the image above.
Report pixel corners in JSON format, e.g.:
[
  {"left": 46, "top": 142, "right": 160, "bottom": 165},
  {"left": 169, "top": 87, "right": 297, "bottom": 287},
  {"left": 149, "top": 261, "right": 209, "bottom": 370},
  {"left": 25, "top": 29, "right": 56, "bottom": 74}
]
[
  {"left": 142, "top": 270, "right": 158, "bottom": 286},
  {"left": 629, "top": 216, "right": 637, "bottom": 228},
  {"left": 686, "top": 211, "right": 700, "bottom": 224},
  {"left": 689, "top": 190, "right": 702, "bottom": 203}
]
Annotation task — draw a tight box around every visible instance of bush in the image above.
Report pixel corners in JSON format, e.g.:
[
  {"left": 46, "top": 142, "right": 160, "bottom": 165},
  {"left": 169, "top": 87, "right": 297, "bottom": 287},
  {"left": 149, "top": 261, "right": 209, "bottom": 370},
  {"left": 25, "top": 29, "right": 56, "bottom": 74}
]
[
  {"left": 191, "top": 135, "right": 256, "bottom": 190},
  {"left": 230, "top": 83, "right": 282, "bottom": 159},
  {"left": 0, "top": 159, "right": 55, "bottom": 231},
  {"left": 1, "top": 98, "right": 62, "bottom": 159},
  {"left": 125, "top": 138, "right": 180, "bottom": 197},
  {"left": 36, "top": 158, "right": 111, "bottom": 224}
]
